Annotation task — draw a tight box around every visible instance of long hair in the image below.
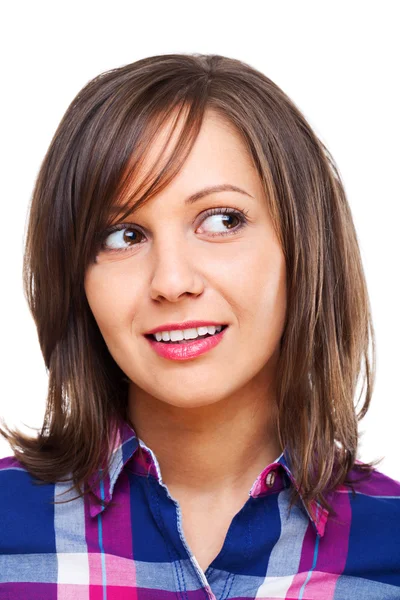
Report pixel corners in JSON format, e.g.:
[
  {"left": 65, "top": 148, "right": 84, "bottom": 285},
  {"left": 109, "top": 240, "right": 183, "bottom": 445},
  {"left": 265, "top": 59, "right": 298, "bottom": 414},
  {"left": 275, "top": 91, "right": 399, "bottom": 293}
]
[{"left": 0, "top": 53, "right": 380, "bottom": 515}]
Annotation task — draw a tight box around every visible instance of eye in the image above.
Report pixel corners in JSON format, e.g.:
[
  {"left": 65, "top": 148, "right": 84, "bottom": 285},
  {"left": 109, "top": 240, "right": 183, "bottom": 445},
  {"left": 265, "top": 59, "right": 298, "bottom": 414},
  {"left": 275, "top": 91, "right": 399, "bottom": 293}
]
[
  {"left": 97, "top": 206, "right": 250, "bottom": 255},
  {"left": 197, "top": 207, "right": 247, "bottom": 236},
  {"left": 100, "top": 227, "right": 145, "bottom": 252}
]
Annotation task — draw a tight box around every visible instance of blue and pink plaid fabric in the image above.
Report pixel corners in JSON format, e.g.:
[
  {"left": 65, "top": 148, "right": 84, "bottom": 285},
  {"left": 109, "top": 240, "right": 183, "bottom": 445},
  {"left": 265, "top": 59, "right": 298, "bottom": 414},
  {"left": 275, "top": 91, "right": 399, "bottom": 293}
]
[{"left": 1, "top": 418, "right": 400, "bottom": 599}]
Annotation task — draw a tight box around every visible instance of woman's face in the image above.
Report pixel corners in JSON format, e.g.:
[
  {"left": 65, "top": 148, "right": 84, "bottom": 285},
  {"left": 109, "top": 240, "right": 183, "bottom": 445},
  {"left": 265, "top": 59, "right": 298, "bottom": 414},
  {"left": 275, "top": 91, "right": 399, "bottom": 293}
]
[{"left": 84, "top": 109, "right": 287, "bottom": 409}]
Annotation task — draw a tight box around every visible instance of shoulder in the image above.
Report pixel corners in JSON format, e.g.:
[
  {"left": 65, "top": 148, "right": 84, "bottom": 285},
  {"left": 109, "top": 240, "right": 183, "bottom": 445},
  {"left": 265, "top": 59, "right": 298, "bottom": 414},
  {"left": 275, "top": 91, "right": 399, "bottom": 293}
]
[
  {"left": 0, "top": 453, "right": 56, "bottom": 503},
  {"left": 0, "top": 454, "right": 57, "bottom": 554},
  {"left": 0, "top": 453, "right": 41, "bottom": 486},
  {"left": 343, "top": 462, "right": 400, "bottom": 506},
  {"left": 0, "top": 454, "right": 33, "bottom": 490},
  {"left": 329, "top": 464, "right": 400, "bottom": 588},
  {"left": 327, "top": 462, "right": 400, "bottom": 529},
  {"left": 346, "top": 463, "right": 400, "bottom": 531},
  {"left": 338, "top": 462, "right": 400, "bottom": 520},
  {"left": 0, "top": 452, "right": 56, "bottom": 504},
  {"left": 0, "top": 453, "right": 29, "bottom": 474}
]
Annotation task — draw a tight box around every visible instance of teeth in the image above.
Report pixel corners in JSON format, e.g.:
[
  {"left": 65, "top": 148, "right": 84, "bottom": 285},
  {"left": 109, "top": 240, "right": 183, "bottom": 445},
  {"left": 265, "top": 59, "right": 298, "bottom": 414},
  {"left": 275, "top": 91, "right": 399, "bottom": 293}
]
[{"left": 153, "top": 325, "right": 223, "bottom": 342}]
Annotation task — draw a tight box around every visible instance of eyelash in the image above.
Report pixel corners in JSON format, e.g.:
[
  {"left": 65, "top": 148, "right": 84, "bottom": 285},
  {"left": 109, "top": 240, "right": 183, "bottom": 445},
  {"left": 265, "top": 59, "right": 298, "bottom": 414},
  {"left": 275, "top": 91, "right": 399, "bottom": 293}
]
[{"left": 97, "top": 206, "right": 250, "bottom": 255}]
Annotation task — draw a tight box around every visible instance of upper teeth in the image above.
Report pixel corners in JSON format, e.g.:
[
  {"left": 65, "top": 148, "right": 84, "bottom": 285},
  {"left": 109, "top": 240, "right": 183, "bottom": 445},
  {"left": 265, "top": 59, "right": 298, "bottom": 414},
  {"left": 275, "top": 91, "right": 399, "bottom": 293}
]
[{"left": 153, "top": 325, "right": 223, "bottom": 342}]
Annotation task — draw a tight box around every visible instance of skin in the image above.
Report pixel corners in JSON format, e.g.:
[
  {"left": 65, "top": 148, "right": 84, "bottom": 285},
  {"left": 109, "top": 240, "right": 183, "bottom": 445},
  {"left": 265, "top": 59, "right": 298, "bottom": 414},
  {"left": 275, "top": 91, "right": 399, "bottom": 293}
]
[{"left": 84, "top": 108, "right": 287, "bottom": 569}]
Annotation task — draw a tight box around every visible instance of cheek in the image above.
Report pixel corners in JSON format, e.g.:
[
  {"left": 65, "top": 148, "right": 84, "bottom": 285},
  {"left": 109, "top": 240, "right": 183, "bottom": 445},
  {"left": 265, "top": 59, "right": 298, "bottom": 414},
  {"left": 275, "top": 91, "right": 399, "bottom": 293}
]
[
  {"left": 84, "top": 269, "right": 133, "bottom": 334},
  {"left": 233, "top": 250, "right": 286, "bottom": 315},
  {"left": 238, "top": 261, "right": 287, "bottom": 357}
]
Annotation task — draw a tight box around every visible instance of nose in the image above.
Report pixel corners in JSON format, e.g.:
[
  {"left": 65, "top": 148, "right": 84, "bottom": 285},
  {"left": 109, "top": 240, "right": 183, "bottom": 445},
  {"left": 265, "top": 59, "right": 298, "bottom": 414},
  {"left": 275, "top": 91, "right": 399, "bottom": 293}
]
[{"left": 149, "top": 237, "right": 204, "bottom": 302}]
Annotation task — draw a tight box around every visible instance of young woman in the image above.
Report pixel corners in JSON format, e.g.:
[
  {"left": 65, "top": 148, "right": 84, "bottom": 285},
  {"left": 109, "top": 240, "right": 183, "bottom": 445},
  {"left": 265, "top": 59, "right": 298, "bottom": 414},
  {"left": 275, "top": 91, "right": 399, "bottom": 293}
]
[{"left": 1, "top": 53, "right": 399, "bottom": 599}]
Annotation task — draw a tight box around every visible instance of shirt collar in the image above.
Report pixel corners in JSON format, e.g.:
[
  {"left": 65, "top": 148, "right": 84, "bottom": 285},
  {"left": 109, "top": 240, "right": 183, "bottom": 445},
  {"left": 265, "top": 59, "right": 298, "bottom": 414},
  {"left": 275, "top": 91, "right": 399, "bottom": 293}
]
[{"left": 87, "top": 418, "right": 329, "bottom": 537}]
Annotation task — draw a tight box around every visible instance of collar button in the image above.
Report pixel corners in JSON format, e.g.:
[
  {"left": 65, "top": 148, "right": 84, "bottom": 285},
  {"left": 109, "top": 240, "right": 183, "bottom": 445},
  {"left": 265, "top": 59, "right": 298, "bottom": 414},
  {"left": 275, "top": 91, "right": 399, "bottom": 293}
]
[{"left": 265, "top": 471, "right": 276, "bottom": 488}]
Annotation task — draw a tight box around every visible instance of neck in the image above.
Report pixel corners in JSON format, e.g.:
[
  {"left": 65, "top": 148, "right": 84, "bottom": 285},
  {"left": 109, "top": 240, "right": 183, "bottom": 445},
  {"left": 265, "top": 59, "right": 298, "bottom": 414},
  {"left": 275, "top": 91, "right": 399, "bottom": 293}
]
[{"left": 128, "top": 372, "right": 282, "bottom": 496}]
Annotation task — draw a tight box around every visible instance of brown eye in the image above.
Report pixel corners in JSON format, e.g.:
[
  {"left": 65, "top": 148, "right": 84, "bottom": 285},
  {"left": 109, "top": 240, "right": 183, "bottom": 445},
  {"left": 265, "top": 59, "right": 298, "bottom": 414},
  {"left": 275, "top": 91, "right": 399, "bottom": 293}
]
[
  {"left": 197, "top": 207, "right": 249, "bottom": 236},
  {"left": 102, "top": 226, "right": 145, "bottom": 251},
  {"left": 199, "top": 212, "right": 241, "bottom": 233}
]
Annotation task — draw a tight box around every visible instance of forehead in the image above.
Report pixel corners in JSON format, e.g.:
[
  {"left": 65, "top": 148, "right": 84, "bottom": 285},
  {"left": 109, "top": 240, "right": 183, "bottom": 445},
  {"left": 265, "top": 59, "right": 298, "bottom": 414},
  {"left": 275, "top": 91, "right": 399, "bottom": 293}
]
[{"left": 132, "top": 107, "right": 258, "bottom": 197}]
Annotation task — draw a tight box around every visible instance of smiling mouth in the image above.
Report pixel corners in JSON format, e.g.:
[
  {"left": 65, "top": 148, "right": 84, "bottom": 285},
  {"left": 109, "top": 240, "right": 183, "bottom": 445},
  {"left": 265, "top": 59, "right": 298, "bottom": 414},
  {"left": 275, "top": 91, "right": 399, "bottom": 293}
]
[{"left": 144, "top": 325, "right": 228, "bottom": 344}]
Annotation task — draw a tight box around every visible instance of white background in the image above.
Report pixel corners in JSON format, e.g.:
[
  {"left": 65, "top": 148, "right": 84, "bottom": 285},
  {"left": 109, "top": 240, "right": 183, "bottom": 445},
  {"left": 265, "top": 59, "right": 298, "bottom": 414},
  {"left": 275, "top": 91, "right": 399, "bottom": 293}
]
[{"left": 0, "top": 1, "right": 399, "bottom": 479}]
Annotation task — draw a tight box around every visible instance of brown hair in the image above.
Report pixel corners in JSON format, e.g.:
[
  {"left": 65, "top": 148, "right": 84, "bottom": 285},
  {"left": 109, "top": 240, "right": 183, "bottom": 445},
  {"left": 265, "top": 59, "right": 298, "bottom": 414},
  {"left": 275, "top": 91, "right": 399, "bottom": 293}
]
[{"left": 0, "top": 53, "right": 381, "bottom": 515}]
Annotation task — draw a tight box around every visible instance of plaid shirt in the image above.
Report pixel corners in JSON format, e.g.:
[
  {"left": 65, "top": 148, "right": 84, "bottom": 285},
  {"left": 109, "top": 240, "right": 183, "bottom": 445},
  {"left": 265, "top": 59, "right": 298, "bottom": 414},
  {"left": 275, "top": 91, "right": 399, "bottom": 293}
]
[{"left": 1, "top": 418, "right": 400, "bottom": 599}]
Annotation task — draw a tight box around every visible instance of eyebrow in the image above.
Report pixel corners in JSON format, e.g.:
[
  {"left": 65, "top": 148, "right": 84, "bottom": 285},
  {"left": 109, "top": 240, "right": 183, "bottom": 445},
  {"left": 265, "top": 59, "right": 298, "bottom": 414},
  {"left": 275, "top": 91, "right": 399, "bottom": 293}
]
[
  {"left": 184, "top": 184, "right": 254, "bottom": 205},
  {"left": 110, "top": 184, "right": 254, "bottom": 214}
]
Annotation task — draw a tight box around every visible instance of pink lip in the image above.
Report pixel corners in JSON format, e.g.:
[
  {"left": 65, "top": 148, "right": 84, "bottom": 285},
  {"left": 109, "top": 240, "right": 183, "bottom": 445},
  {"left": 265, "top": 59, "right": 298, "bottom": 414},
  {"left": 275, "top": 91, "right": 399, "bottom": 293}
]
[
  {"left": 145, "top": 326, "right": 228, "bottom": 361},
  {"left": 144, "top": 320, "right": 226, "bottom": 335}
]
